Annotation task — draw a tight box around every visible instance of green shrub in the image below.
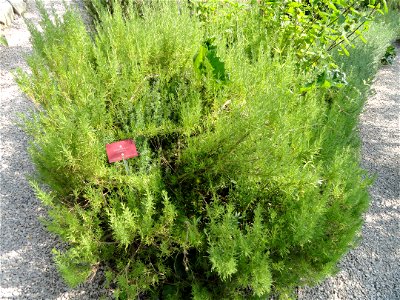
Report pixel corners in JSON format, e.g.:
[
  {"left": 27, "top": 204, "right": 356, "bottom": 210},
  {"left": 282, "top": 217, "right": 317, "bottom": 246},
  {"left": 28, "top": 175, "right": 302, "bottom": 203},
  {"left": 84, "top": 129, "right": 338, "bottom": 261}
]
[
  {"left": 187, "top": 0, "right": 388, "bottom": 70},
  {"left": 18, "top": 1, "right": 396, "bottom": 299}
]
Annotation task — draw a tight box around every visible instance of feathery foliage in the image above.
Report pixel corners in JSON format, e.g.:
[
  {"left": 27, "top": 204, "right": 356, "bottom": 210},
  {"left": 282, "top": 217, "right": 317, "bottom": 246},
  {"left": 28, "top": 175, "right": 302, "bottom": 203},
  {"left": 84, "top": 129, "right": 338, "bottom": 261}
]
[{"left": 17, "top": 0, "right": 398, "bottom": 298}]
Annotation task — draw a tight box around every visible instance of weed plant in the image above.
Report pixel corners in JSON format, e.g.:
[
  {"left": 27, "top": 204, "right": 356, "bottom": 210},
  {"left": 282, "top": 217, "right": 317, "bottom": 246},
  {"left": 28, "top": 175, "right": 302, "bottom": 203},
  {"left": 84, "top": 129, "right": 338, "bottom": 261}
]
[{"left": 17, "top": 1, "right": 398, "bottom": 299}]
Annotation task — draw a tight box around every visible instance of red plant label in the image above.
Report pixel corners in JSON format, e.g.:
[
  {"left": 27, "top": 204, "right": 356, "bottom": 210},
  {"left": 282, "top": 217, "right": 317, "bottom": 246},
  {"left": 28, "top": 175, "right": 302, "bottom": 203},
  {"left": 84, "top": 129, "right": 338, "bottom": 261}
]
[{"left": 106, "top": 139, "right": 138, "bottom": 163}]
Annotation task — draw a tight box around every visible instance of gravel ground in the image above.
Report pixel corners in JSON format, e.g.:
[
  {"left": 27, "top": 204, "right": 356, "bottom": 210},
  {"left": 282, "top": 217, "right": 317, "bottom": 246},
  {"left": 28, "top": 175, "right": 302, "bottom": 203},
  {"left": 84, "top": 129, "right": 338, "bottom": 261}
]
[{"left": 0, "top": 2, "right": 399, "bottom": 300}]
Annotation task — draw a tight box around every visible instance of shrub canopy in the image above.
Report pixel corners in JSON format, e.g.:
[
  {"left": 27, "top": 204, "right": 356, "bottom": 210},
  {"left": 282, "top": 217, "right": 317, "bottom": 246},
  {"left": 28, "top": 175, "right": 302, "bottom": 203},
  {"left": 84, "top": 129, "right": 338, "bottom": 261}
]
[{"left": 18, "top": 1, "right": 387, "bottom": 298}]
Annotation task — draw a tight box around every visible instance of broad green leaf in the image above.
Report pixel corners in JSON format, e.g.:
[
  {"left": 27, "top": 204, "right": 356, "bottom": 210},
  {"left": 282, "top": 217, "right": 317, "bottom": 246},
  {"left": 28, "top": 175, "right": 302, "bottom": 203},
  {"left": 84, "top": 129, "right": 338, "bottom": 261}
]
[{"left": 338, "top": 14, "right": 346, "bottom": 25}]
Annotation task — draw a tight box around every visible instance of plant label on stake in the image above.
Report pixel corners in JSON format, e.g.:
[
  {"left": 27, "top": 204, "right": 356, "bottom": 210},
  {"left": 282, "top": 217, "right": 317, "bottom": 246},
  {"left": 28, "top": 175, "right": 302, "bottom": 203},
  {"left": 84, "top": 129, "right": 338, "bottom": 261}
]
[{"left": 106, "top": 139, "right": 138, "bottom": 174}]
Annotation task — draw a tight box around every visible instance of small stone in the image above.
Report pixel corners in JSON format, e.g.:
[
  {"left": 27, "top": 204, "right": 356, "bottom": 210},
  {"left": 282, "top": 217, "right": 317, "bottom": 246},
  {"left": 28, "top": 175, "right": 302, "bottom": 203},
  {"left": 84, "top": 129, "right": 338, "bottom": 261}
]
[
  {"left": 0, "top": 0, "right": 14, "bottom": 26},
  {"left": 7, "top": 0, "right": 26, "bottom": 16}
]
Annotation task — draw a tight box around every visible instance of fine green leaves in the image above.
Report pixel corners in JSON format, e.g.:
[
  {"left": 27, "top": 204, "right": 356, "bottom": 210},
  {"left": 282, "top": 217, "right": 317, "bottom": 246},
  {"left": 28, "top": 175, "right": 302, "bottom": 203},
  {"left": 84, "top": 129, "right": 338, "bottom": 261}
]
[{"left": 19, "top": 0, "right": 398, "bottom": 298}]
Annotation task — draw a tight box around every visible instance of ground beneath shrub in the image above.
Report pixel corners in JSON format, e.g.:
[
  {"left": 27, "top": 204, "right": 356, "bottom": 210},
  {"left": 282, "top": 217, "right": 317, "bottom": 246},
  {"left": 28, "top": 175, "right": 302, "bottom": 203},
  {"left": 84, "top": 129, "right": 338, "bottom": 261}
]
[{"left": 0, "top": 2, "right": 399, "bottom": 299}]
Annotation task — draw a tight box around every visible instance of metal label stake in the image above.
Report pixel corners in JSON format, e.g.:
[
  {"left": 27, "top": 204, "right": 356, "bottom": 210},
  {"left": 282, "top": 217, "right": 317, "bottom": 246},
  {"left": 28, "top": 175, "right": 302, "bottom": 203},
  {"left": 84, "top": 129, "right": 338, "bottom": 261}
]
[{"left": 121, "top": 153, "right": 131, "bottom": 175}]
